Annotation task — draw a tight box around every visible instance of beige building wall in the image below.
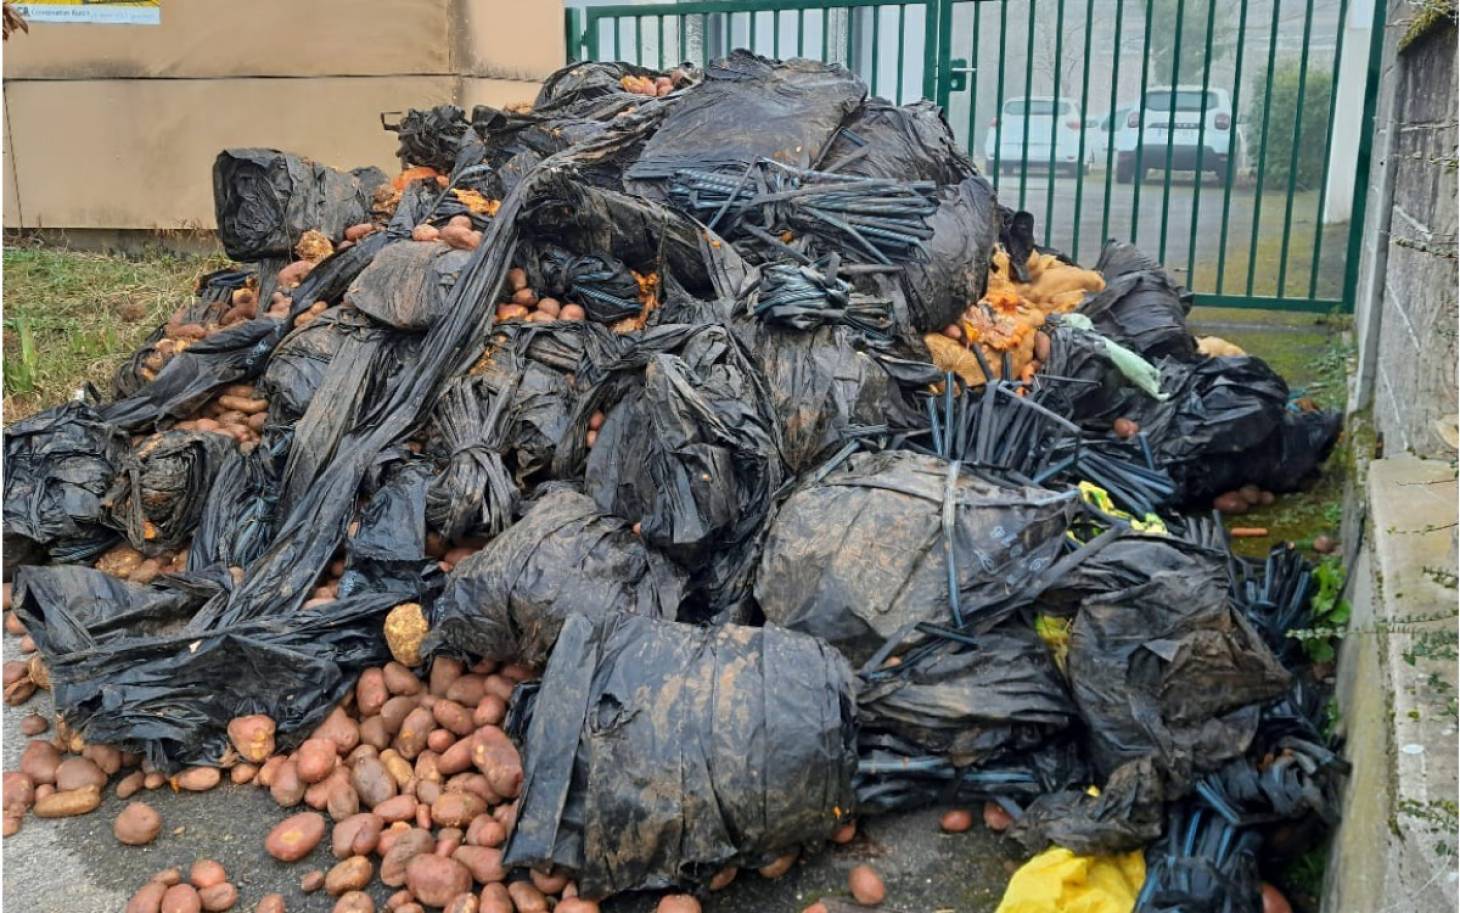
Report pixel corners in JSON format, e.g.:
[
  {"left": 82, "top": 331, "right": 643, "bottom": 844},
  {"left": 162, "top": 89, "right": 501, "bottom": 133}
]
[{"left": 2, "top": 0, "right": 564, "bottom": 231}]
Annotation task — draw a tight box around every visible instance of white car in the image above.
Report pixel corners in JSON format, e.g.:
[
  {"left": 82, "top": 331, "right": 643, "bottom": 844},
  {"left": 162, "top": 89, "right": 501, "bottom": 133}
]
[
  {"left": 983, "top": 96, "right": 1094, "bottom": 177},
  {"left": 1112, "top": 85, "right": 1247, "bottom": 184}
]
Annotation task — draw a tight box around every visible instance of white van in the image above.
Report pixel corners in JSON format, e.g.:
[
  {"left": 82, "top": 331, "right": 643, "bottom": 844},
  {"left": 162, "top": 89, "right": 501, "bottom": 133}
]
[
  {"left": 1112, "top": 85, "right": 1246, "bottom": 184},
  {"left": 983, "top": 96, "right": 1093, "bottom": 177}
]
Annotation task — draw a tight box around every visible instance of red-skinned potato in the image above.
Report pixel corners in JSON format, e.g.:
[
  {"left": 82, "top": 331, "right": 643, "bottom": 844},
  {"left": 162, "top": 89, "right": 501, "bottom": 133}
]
[
  {"left": 429, "top": 658, "right": 464, "bottom": 697},
  {"left": 199, "top": 883, "right": 238, "bottom": 913},
  {"left": 33, "top": 784, "right": 101, "bottom": 817},
  {"left": 383, "top": 663, "right": 423, "bottom": 696},
  {"left": 406, "top": 855, "right": 472, "bottom": 908},
  {"left": 161, "top": 884, "right": 202, "bottom": 913},
  {"left": 20, "top": 740, "right": 61, "bottom": 784},
  {"left": 255, "top": 895, "right": 285, "bottom": 913},
  {"left": 190, "top": 861, "right": 227, "bottom": 890},
  {"left": 325, "top": 856, "right": 374, "bottom": 896},
  {"left": 656, "top": 897, "right": 700, "bottom": 913},
  {"left": 271, "top": 759, "right": 305, "bottom": 808},
  {"left": 332, "top": 812, "right": 385, "bottom": 859},
  {"left": 228, "top": 715, "right": 276, "bottom": 763},
  {"left": 265, "top": 811, "right": 327, "bottom": 862},
  {"left": 314, "top": 707, "right": 360, "bottom": 755},
  {"left": 334, "top": 892, "right": 375, "bottom": 913},
  {"left": 126, "top": 881, "right": 168, "bottom": 913},
  {"left": 470, "top": 727, "right": 522, "bottom": 800},
  {"left": 114, "top": 801, "right": 163, "bottom": 845},
  {"left": 351, "top": 756, "right": 398, "bottom": 809},
  {"left": 848, "top": 864, "right": 885, "bottom": 905},
  {"left": 296, "top": 739, "right": 338, "bottom": 784},
  {"left": 465, "top": 814, "right": 506, "bottom": 848},
  {"left": 380, "top": 829, "right": 436, "bottom": 887}
]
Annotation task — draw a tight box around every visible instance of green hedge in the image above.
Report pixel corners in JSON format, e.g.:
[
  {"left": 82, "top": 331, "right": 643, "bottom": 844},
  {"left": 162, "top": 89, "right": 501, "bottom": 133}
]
[{"left": 1248, "top": 62, "right": 1334, "bottom": 190}]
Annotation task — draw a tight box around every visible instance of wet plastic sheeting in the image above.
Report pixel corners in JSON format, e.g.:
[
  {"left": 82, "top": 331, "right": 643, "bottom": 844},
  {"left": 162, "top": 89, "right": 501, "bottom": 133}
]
[
  {"left": 626, "top": 51, "right": 865, "bottom": 188},
  {"left": 13, "top": 564, "right": 397, "bottom": 770},
  {"left": 3, "top": 400, "right": 126, "bottom": 565},
  {"left": 104, "top": 430, "right": 234, "bottom": 555},
  {"left": 213, "top": 149, "right": 386, "bottom": 261},
  {"left": 503, "top": 612, "right": 857, "bottom": 898},
  {"left": 424, "top": 486, "right": 685, "bottom": 666},
  {"left": 756, "top": 450, "right": 1077, "bottom": 666},
  {"left": 897, "top": 176, "right": 1000, "bottom": 332},
  {"left": 822, "top": 99, "right": 976, "bottom": 185}
]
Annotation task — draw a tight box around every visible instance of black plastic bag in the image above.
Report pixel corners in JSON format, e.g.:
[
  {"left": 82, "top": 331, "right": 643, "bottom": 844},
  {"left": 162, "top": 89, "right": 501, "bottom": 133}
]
[
  {"left": 336, "top": 455, "right": 442, "bottom": 601},
  {"left": 13, "top": 564, "right": 398, "bottom": 769},
  {"left": 384, "top": 104, "right": 475, "bottom": 173},
  {"left": 3, "top": 400, "right": 126, "bottom": 567},
  {"left": 1078, "top": 269, "right": 1196, "bottom": 361},
  {"left": 113, "top": 269, "right": 255, "bottom": 400},
  {"left": 856, "top": 621, "right": 1077, "bottom": 765},
  {"left": 743, "top": 258, "right": 895, "bottom": 340},
  {"left": 345, "top": 240, "right": 475, "bottom": 331},
  {"left": 103, "top": 430, "right": 235, "bottom": 555},
  {"left": 1094, "top": 237, "right": 1165, "bottom": 279},
  {"left": 1134, "top": 804, "right": 1263, "bottom": 913},
  {"left": 258, "top": 306, "right": 353, "bottom": 423},
  {"left": 570, "top": 323, "right": 783, "bottom": 622},
  {"left": 423, "top": 374, "right": 521, "bottom": 543},
  {"left": 741, "top": 318, "right": 916, "bottom": 473},
  {"left": 821, "top": 99, "right": 976, "bottom": 185},
  {"left": 898, "top": 175, "right": 999, "bottom": 331},
  {"left": 423, "top": 486, "right": 685, "bottom": 666},
  {"left": 187, "top": 440, "right": 283, "bottom": 572},
  {"left": 537, "top": 246, "right": 643, "bottom": 323},
  {"left": 626, "top": 51, "right": 865, "bottom": 187},
  {"left": 1007, "top": 757, "right": 1168, "bottom": 855},
  {"left": 756, "top": 449, "right": 1077, "bottom": 666},
  {"left": 503, "top": 612, "right": 858, "bottom": 898},
  {"left": 1064, "top": 535, "right": 1292, "bottom": 785},
  {"left": 213, "top": 149, "right": 387, "bottom": 262}
]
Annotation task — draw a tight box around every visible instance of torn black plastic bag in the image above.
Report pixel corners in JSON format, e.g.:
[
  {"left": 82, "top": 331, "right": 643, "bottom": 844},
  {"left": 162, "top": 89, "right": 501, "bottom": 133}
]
[
  {"left": 1077, "top": 269, "right": 1196, "bottom": 361},
  {"left": 258, "top": 306, "right": 353, "bottom": 423},
  {"left": 1007, "top": 756, "right": 1169, "bottom": 856},
  {"left": 13, "top": 564, "right": 398, "bottom": 769},
  {"left": 856, "top": 621, "right": 1077, "bottom": 766},
  {"left": 187, "top": 439, "right": 284, "bottom": 572},
  {"left": 896, "top": 175, "right": 1000, "bottom": 331},
  {"left": 101, "top": 235, "right": 388, "bottom": 431},
  {"left": 536, "top": 246, "right": 643, "bottom": 324},
  {"left": 113, "top": 269, "right": 255, "bottom": 400},
  {"left": 213, "top": 149, "right": 387, "bottom": 262},
  {"left": 3, "top": 400, "right": 126, "bottom": 567},
  {"left": 625, "top": 51, "right": 865, "bottom": 189},
  {"left": 103, "top": 430, "right": 235, "bottom": 555},
  {"left": 571, "top": 323, "right": 783, "bottom": 622},
  {"left": 423, "top": 486, "right": 685, "bottom": 666},
  {"left": 503, "top": 612, "right": 858, "bottom": 898},
  {"left": 384, "top": 104, "right": 475, "bottom": 173},
  {"left": 1064, "top": 539, "right": 1292, "bottom": 787},
  {"left": 821, "top": 99, "right": 976, "bottom": 185},
  {"left": 337, "top": 454, "right": 442, "bottom": 601},
  {"left": 756, "top": 450, "right": 1077, "bottom": 667}
]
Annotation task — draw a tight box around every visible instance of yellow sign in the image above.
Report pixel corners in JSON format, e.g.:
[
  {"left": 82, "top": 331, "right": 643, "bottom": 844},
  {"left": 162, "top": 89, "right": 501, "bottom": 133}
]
[{"left": 12, "top": 1, "right": 160, "bottom": 25}]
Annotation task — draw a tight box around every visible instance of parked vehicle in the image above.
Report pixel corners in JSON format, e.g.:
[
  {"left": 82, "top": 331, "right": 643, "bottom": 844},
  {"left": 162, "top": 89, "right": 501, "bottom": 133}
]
[
  {"left": 1113, "top": 85, "right": 1246, "bottom": 184},
  {"left": 983, "top": 96, "right": 1094, "bottom": 177},
  {"left": 1091, "top": 107, "right": 1132, "bottom": 165}
]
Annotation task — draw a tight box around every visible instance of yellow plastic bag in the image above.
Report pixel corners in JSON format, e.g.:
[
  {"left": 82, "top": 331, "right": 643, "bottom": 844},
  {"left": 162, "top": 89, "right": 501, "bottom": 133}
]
[{"left": 995, "top": 846, "right": 1145, "bottom": 913}]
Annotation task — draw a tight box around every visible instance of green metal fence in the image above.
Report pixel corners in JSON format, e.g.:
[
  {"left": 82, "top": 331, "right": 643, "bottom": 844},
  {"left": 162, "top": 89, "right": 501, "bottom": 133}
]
[{"left": 565, "top": 0, "right": 1386, "bottom": 313}]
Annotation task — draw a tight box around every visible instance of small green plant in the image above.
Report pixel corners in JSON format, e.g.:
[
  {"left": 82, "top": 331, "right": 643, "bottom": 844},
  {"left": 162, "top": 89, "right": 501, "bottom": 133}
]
[
  {"left": 2, "top": 316, "right": 38, "bottom": 395},
  {"left": 1287, "top": 556, "right": 1352, "bottom": 662}
]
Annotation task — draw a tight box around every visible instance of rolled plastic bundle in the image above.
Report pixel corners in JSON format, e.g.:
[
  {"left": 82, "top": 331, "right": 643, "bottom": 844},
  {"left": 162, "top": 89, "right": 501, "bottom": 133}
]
[
  {"left": 213, "top": 148, "right": 387, "bottom": 261},
  {"left": 104, "top": 430, "right": 235, "bottom": 555},
  {"left": 503, "top": 612, "right": 858, "bottom": 898},
  {"left": 423, "top": 486, "right": 685, "bottom": 666}
]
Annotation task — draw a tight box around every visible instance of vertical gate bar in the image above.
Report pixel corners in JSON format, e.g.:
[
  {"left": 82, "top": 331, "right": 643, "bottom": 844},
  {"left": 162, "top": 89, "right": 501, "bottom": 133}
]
[
  {"left": 1071, "top": 0, "right": 1095, "bottom": 261},
  {"left": 657, "top": 15, "right": 665, "bottom": 69},
  {"left": 1099, "top": 0, "right": 1126, "bottom": 242},
  {"left": 871, "top": 7, "right": 881, "bottom": 94},
  {"left": 993, "top": 0, "right": 1010, "bottom": 192},
  {"left": 1339, "top": 0, "right": 1388, "bottom": 312},
  {"left": 1275, "top": 0, "right": 1316, "bottom": 298},
  {"left": 822, "top": 8, "right": 830, "bottom": 61},
  {"left": 966, "top": 0, "right": 983, "bottom": 150},
  {"left": 1044, "top": 0, "right": 1067, "bottom": 246},
  {"left": 896, "top": 5, "right": 907, "bottom": 103},
  {"left": 847, "top": 6, "right": 856, "bottom": 71},
  {"left": 635, "top": 15, "right": 643, "bottom": 64},
  {"left": 1129, "top": 0, "right": 1156, "bottom": 244},
  {"left": 612, "top": 15, "right": 621, "bottom": 60},
  {"left": 1018, "top": 0, "right": 1038, "bottom": 210},
  {"left": 1245, "top": 0, "right": 1284, "bottom": 297},
  {"left": 934, "top": 0, "right": 956, "bottom": 108},
  {"left": 1307, "top": 0, "right": 1351, "bottom": 299},
  {"left": 774, "top": 8, "right": 782, "bottom": 58},
  {"left": 1185, "top": 0, "right": 1219, "bottom": 288},
  {"left": 798, "top": 9, "right": 806, "bottom": 57},
  {"left": 586, "top": 10, "right": 601, "bottom": 60},
  {"left": 565, "top": 7, "right": 580, "bottom": 62},
  {"left": 1156, "top": 0, "right": 1186, "bottom": 263},
  {"left": 679, "top": 12, "right": 686, "bottom": 65},
  {"left": 1214, "top": 0, "right": 1251, "bottom": 292},
  {"left": 921, "top": 0, "right": 938, "bottom": 102}
]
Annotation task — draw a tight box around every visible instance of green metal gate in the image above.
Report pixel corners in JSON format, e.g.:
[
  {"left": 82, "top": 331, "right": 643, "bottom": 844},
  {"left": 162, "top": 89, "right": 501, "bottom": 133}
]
[{"left": 565, "top": 0, "right": 1386, "bottom": 312}]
